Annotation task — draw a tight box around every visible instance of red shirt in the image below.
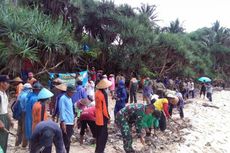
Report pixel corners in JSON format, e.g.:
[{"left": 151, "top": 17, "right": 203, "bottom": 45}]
[{"left": 80, "top": 106, "right": 96, "bottom": 121}]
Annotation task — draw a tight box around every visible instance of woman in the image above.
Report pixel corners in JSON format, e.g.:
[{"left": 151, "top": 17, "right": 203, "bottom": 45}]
[
  {"left": 200, "top": 83, "right": 206, "bottom": 99},
  {"left": 95, "top": 78, "right": 112, "bottom": 153},
  {"left": 32, "top": 88, "right": 54, "bottom": 131}
]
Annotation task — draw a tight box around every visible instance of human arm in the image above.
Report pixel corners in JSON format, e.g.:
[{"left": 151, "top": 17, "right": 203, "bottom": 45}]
[
  {"left": 163, "top": 103, "right": 170, "bottom": 118},
  {"left": 0, "top": 120, "right": 4, "bottom": 129},
  {"left": 59, "top": 98, "right": 67, "bottom": 133}
]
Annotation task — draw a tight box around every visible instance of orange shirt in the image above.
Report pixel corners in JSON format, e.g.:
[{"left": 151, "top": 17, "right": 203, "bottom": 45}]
[
  {"left": 15, "top": 83, "right": 24, "bottom": 97},
  {"left": 95, "top": 90, "right": 110, "bottom": 126},
  {"left": 27, "top": 78, "right": 37, "bottom": 85},
  {"left": 32, "top": 101, "right": 48, "bottom": 131}
]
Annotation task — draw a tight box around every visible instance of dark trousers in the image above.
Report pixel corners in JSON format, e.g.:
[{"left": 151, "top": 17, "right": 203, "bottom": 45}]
[
  {"left": 189, "top": 90, "right": 194, "bottom": 98},
  {"left": 61, "top": 125, "right": 73, "bottom": 153},
  {"left": 159, "top": 112, "right": 166, "bottom": 131},
  {"left": 129, "top": 91, "right": 137, "bottom": 103},
  {"left": 80, "top": 120, "right": 97, "bottom": 138},
  {"left": 95, "top": 118, "right": 108, "bottom": 153},
  {"left": 207, "top": 92, "right": 212, "bottom": 102},
  {"left": 200, "top": 90, "right": 206, "bottom": 97},
  {"left": 169, "top": 104, "right": 184, "bottom": 119}
]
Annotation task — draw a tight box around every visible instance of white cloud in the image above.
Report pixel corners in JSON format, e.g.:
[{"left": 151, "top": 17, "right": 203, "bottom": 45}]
[{"left": 113, "top": 0, "right": 230, "bottom": 32}]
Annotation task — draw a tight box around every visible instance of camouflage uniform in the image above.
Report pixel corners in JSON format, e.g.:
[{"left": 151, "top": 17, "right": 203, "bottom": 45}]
[{"left": 116, "top": 104, "right": 146, "bottom": 153}]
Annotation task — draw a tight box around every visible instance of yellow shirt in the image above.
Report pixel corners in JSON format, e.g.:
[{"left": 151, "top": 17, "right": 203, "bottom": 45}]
[{"left": 154, "top": 98, "right": 168, "bottom": 111}]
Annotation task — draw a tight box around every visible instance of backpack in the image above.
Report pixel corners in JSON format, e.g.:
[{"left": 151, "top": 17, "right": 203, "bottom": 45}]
[{"left": 11, "top": 100, "right": 22, "bottom": 120}]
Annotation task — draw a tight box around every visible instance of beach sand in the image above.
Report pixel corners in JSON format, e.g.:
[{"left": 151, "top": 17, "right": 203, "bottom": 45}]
[{"left": 7, "top": 89, "right": 230, "bottom": 153}]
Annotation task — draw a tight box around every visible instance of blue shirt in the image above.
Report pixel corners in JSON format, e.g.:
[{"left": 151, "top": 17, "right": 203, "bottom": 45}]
[
  {"left": 30, "top": 120, "right": 65, "bottom": 153},
  {"left": 25, "top": 92, "right": 38, "bottom": 140},
  {"left": 18, "top": 89, "right": 31, "bottom": 112},
  {"left": 71, "top": 85, "right": 87, "bottom": 104},
  {"left": 59, "top": 94, "right": 74, "bottom": 125}
]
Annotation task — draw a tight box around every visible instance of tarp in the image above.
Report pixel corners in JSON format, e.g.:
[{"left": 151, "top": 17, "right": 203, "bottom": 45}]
[{"left": 49, "top": 70, "right": 88, "bottom": 86}]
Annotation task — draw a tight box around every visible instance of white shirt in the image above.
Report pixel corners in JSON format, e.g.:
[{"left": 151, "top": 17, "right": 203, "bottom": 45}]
[
  {"left": 0, "top": 91, "right": 9, "bottom": 114},
  {"left": 85, "top": 81, "right": 95, "bottom": 99},
  {"left": 190, "top": 82, "right": 194, "bottom": 91}
]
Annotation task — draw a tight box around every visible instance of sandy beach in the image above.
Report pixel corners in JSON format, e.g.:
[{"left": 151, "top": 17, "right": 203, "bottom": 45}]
[{"left": 7, "top": 89, "right": 230, "bottom": 153}]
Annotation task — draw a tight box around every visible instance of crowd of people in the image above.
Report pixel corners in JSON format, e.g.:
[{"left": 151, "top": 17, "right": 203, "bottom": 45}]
[{"left": 0, "top": 68, "right": 216, "bottom": 153}]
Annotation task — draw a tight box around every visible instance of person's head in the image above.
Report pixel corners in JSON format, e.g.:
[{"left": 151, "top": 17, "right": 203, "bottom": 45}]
[
  {"left": 32, "top": 82, "right": 43, "bottom": 94},
  {"left": 92, "top": 67, "right": 95, "bottom": 70},
  {"left": 37, "top": 88, "right": 54, "bottom": 102},
  {"left": 118, "top": 80, "right": 125, "bottom": 87},
  {"left": 11, "top": 77, "right": 23, "bottom": 85},
  {"left": 150, "top": 94, "right": 159, "bottom": 104},
  {"left": 0, "top": 75, "right": 10, "bottom": 91},
  {"left": 77, "top": 80, "right": 83, "bottom": 86},
  {"left": 28, "top": 72, "right": 34, "bottom": 79},
  {"left": 96, "top": 78, "right": 112, "bottom": 90},
  {"left": 145, "top": 104, "right": 155, "bottom": 115},
  {"left": 167, "top": 94, "right": 179, "bottom": 105},
  {"left": 23, "top": 83, "right": 32, "bottom": 91},
  {"left": 66, "top": 84, "right": 76, "bottom": 97},
  {"left": 55, "top": 84, "right": 67, "bottom": 92}
]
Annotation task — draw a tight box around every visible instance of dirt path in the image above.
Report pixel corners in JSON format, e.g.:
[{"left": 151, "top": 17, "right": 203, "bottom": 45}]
[{"left": 7, "top": 90, "right": 230, "bottom": 153}]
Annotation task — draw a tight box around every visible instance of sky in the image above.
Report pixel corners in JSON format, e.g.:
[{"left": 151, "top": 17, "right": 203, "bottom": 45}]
[{"left": 113, "top": 0, "right": 229, "bottom": 32}]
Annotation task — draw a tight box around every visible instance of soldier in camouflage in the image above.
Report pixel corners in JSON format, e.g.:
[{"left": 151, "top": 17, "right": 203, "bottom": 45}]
[{"left": 116, "top": 103, "right": 156, "bottom": 153}]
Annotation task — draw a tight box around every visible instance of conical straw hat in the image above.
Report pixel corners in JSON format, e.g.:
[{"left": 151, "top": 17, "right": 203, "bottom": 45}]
[
  {"left": 96, "top": 78, "right": 112, "bottom": 89},
  {"left": 55, "top": 84, "right": 67, "bottom": 91},
  {"left": 37, "top": 88, "right": 54, "bottom": 100},
  {"left": 12, "top": 77, "right": 23, "bottom": 82}
]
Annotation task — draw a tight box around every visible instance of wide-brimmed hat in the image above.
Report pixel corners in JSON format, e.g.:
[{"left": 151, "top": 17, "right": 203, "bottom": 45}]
[
  {"left": 12, "top": 77, "right": 23, "bottom": 82},
  {"left": 55, "top": 84, "right": 67, "bottom": 91},
  {"left": 167, "top": 94, "right": 179, "bottom": 105},
  {"left": 0, "top": 75, "right": 11, "bottom": 82},
  {"left": 37, "top": 88, "right": 54, "bottom": 100},
  {"left": 96, "top": 78, "right": 112, "bottom": 89}
]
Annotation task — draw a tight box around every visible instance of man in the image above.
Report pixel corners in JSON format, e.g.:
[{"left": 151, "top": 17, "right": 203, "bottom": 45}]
[
  {"left": 78, "top": 106, "right": 96, "bottom": 145},
  {"left": 27, "top": 72, "right": 37, "bottom": 85},
  {"left": 52, "top": 84, "right": 67, "bottom": 122},
  {"left": 95, "top": 78, "right": 112, "bottom": 153},
  {"left": 72, "top": 80, "right": 87, "bottom": 104},
  {"left": 25, "top": 82, "right": 43, "bottom": 140},
  {"left": 0, "top": 75, "right": 14, "bottom": 153},
  {"left": 189, "top": 79, "right": 195, "bottom": 98},
  {"left": 116, "top": 103, "right": 156, "bottom": 153},
  {"left": 30, "top": 120, "right": 66, "bottom": 153},
  {"left": 206, "top": 83, "right": 213, "bottom": 102},
  {"left": 12, "top": 77, "right": 24, "bottom": 98},
  {"left": 15, "top": 83, "right": 32, "bottom": 147},
  {"left": 114, "top": 80, "right": 127, "bottom": 121},
  {"left": 32, "top": 88, "right": 54, "bottom": 131},
  {"left": 89, "top": 67, "right": 97, "bottom": 82},
  {"left": 59, "top": 84, "right": 76, "bottom": 153},
  {"left": 168, "top": 93, "right": 184, "bottom": 119},
  {"left": 129, "top": 73, "right": 138, "bottom": 103},
  {"left": 85, "top": 77, "right": 95, "bottom": 101}
]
